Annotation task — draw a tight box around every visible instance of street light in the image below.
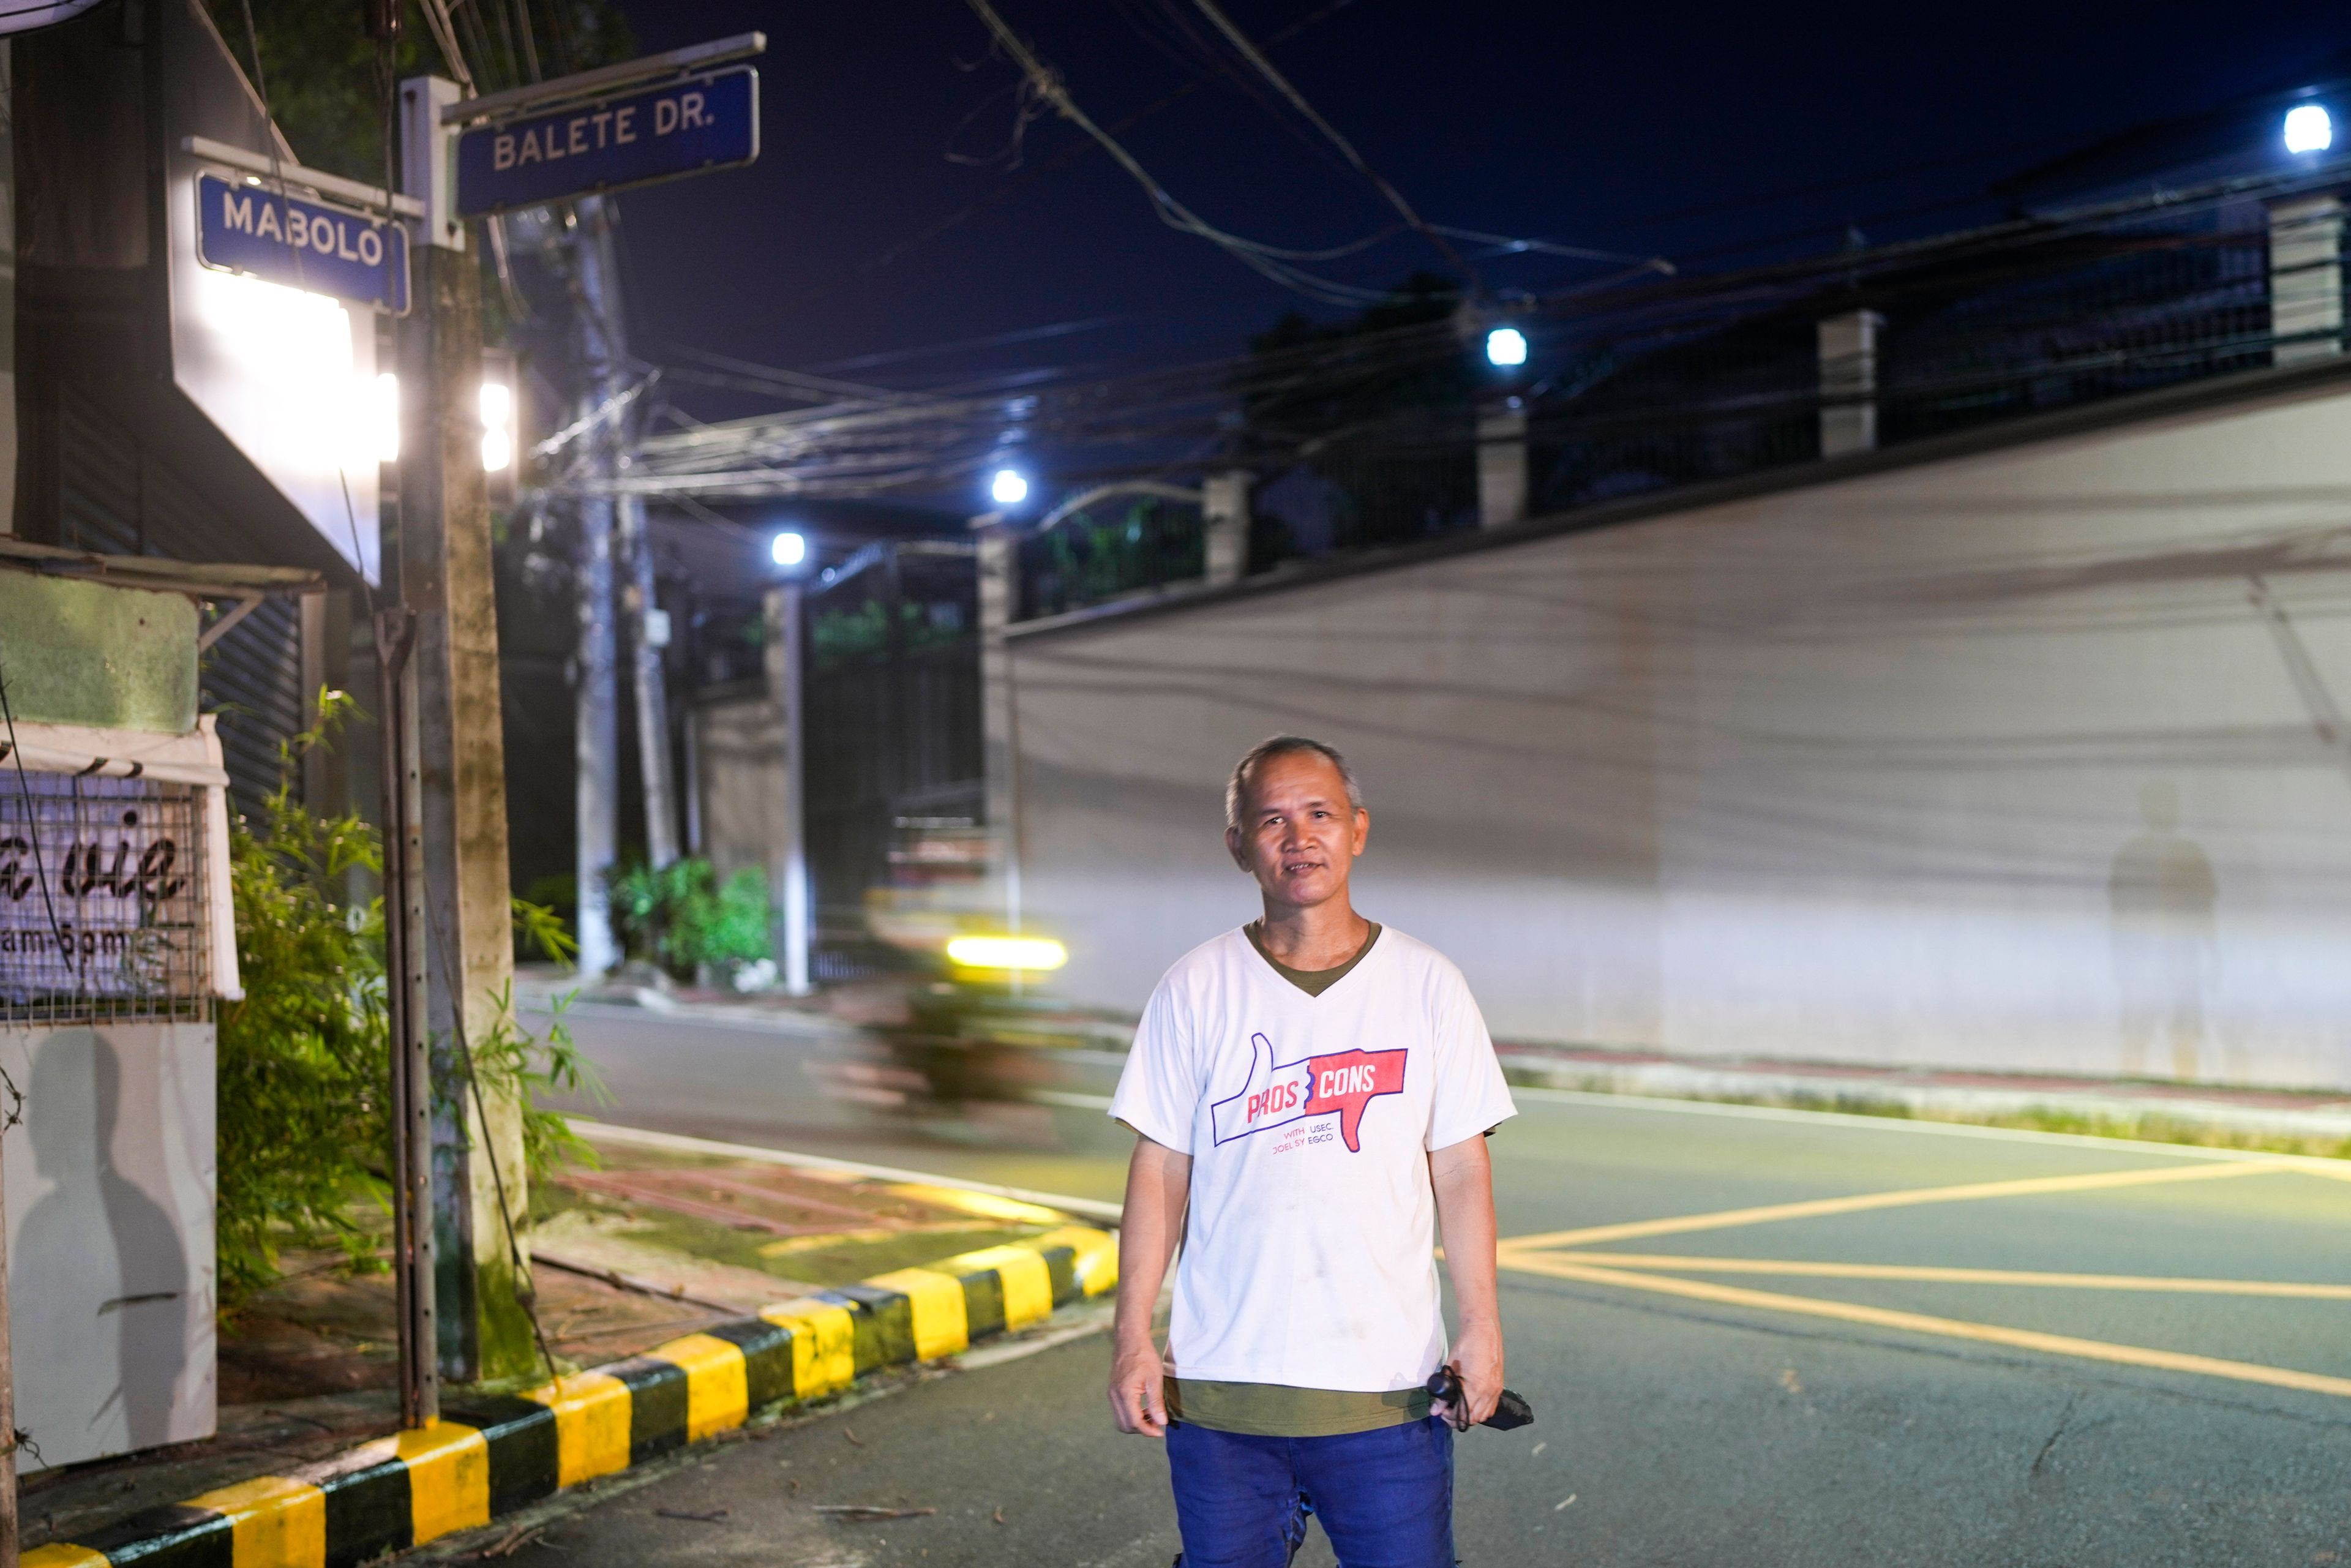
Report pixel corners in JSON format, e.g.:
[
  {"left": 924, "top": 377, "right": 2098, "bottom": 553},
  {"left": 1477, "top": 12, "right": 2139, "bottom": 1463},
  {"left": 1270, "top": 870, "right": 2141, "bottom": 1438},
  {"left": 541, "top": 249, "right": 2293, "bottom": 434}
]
[
  {"left": 989, "top": 467, "right": 1030, "bottom": 506},
  {"left": 1485, "top": 326, "right": 1529, "bottom": 367},
  {"left": 770, "top": 530, "right": 807, "bottom": 568},
  {"left": 2284, "top": 103, "right": 2333, "bottom": 154},
  {"left": 479, "top": 380, "right": 514, "bottom": 472}
]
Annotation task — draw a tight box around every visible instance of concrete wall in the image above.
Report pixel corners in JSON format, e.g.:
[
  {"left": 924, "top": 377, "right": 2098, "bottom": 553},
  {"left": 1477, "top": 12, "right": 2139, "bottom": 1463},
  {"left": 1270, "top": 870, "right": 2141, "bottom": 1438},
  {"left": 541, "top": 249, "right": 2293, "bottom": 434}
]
[{"left": 1005, "top": 374, "right": 2351, "bottom": 1089}]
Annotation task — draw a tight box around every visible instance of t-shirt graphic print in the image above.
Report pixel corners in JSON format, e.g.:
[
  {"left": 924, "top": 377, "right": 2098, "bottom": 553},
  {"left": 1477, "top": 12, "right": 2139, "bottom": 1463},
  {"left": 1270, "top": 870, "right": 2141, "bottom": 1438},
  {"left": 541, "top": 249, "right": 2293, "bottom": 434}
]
[
  {"left": 1210, "top": 1032, "right": 1407, "bottom": 1153},
  {"left": 1109, "top": 925, "right": 1517, "bottom": 1394}
]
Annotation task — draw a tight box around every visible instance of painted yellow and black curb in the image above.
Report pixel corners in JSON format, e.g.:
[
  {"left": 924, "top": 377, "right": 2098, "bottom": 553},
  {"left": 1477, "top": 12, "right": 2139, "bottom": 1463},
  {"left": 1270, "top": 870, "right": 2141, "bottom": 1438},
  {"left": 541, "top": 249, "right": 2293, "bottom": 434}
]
[{"left": 28, "top": 1225, "right": 1118, "bottom": 1568}]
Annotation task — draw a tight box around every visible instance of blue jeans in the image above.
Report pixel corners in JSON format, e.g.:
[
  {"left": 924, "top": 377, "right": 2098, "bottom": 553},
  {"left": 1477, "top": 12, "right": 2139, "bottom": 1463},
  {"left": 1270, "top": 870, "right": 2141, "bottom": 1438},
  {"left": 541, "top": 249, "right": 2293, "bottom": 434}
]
[{"left": 1166, "top": 1416, "right": 1455, "bottom": 1567}]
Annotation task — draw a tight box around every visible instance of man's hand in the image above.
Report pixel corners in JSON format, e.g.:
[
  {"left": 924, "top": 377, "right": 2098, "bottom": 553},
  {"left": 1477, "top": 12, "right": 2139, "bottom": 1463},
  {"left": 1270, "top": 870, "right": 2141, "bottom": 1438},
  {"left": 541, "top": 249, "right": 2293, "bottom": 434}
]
[
  {"left": 1108, "top": 1336, "right": 1172, "bottom": 1436},
  {"left": 1430, "top": 1133, "right": 1505, "bottom": 1428},
  {"left": 1434, "top": 1320, "right": 1504, "bottom": 1427},
  {"left": 1108, "top": 1135, "right": 1190, "bottom": 1438}
]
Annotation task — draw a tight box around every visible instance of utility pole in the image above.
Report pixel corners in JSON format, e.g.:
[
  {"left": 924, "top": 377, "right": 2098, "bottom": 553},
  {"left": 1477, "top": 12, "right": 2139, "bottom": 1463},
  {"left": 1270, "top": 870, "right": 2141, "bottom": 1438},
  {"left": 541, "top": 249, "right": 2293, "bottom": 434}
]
[
  {"left": 572, "top": 199, "right": 680, "bottom": 890},
  {"left": 399, "top": 74, "right": 534, "bottom": 1384},
  {"left": 973, "top": 515, "right": 1022, "bottom": 935},
  {"left": 569, "top": 197, "right": 623, "bottom": 975},
  {"left": 621, "top": 489, "right": 680, "bottom": 869},
  {"left": 761, "top": 582, "right": 811, "bottom": 993}
]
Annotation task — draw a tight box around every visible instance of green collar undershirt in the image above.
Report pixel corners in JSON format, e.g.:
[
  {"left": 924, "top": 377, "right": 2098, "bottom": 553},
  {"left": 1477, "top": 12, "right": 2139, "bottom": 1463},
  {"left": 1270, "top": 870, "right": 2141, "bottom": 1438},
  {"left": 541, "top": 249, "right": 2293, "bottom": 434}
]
[{"left": 1243, "top": 920, "right": 1382, "bottom": 997}]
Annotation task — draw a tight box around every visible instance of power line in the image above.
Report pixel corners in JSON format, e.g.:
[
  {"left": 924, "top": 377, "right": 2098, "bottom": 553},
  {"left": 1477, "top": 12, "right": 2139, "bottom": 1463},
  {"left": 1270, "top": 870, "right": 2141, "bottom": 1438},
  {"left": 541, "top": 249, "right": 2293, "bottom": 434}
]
[
  {"left": 959, "top": 0, "right": 1393, "bottom": 306},
  {"left": 1183, "top": 0, "right": 1481, "bottom": 290}
]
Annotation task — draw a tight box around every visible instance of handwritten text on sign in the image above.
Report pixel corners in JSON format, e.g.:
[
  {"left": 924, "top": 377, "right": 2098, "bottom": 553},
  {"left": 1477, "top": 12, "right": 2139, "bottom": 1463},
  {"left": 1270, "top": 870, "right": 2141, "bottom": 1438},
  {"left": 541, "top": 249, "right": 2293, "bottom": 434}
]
[
  {"left": 195, "top": 173, "right": 410, "bottom": 314},
  {"left": 455, "top": 66, "right": 759, "bottom": 217}
]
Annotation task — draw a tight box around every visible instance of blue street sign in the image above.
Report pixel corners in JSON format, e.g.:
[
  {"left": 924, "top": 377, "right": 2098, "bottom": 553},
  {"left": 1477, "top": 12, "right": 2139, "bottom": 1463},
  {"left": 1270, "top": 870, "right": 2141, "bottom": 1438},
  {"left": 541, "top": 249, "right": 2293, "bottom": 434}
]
[
  {"left": 195, "top": 173, "right": 410, "bottom": 314},
  {"left": 456, "top": 66, "right": 759, "bottom": 218}
]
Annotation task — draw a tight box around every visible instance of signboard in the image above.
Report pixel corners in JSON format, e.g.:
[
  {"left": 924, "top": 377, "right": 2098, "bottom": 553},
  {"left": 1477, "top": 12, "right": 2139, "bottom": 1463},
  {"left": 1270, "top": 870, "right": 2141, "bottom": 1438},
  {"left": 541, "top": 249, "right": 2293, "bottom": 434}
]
[
  {"left": 0, "top": 0, "right": 105, "bottom": 36},
  {"left": 456, "top": 65, "right": 759, "bottom": 217},
  {"left": 195, "top": 172, "right": 410, "bottom": 314},
  {"left": 1, "top": 773, "right": 209, "bottom": 1021}
]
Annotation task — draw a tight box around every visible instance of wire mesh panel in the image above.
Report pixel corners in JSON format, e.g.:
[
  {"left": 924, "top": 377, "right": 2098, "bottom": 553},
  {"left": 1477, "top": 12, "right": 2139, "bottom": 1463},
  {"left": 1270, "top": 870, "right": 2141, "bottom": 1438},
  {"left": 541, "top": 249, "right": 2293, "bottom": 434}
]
[{"left": 0, "top": 770, "right": 211, "bottom": 1025}]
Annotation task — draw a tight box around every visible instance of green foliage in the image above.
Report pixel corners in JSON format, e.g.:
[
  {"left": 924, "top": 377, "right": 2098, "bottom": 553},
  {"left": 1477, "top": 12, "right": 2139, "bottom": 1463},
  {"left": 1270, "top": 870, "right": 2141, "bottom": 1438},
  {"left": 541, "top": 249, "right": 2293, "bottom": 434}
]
[
  {"left": 201, "top": 0, "right": 637, "bottom": 186},
  {"left": 464, "top": 983, "right": 601, "bottom": 1182},
  {"left": 216, "top": 694, "right": 389, "bottom": 1307},
  {"left": 809, "top": 596, "right": 971, "bottom": 668},
  {"left": 607, "top": 858, "right": 770, "bottom": 980},
  {"left": 217, "top": 692, "right": 602, "bottom": 1311},
  {"left": 1016, "top": 499, "right": 1205, "bottom": 620},
  {"left": 1240, "top": 272, "right": 1477, "bottom": 558}
]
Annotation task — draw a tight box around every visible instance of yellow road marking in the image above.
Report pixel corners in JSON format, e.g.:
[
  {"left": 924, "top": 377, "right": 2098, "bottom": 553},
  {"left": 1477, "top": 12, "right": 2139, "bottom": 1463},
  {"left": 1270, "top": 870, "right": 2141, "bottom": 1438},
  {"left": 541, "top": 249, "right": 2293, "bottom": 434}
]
[
  {"left": 761, "top": 1298, "right": 857, "bottom": 1398},
  {"left": 521, "top": 1371, "right": 632, "bottom": 1486},
  {"left": 186, "top": 1476, "right": 325, "bottom": 1568},
  {"left": 650, "top": 1332, "right": 751, "bottom": 1441},
  {"left": 948, "top": 1244, "right": 1057, "bottom": 1329},
  {"left": 883, "top": 1182, "right": 1068, "bottom": 1225},
  {"left": 1501, "top": 1160, "right": 2292, "bottom": 1251},
  {"left": 1529, "top": 1251, "right": 2351, "bottom": 1300},
  {"left": 868, "top": 1267, "right": 972, "bottom": 1360},
  {"left": 389, "top": 1422, "right": 490, "bottom": 1543},
  {"left": 22, "top": 1548, "right": 108, "bottom": 1568},
  {"left": 1036, "top": 1225, "right": 1120, "bottom": 1296},
  {"left": 1502, "top": 1252, "right": 2351, "bottom": 1401}
]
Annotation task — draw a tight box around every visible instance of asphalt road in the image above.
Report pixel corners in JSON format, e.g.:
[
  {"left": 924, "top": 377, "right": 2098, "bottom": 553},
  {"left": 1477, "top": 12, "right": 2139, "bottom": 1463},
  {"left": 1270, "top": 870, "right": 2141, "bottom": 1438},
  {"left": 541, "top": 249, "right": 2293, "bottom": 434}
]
[{"left": 519, "top": 1006, "right": 2351, "bottom": 1565}]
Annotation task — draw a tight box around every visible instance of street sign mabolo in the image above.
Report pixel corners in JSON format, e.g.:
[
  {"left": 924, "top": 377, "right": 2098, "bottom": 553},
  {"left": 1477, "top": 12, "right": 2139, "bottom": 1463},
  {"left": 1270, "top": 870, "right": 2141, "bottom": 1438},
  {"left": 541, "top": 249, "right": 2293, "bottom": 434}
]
[
  {"left": 196, "top": 173, "right": 411, "bottom": 313},
  {"left": 455, "top": 66, "right": 759, "bottom": 217}
]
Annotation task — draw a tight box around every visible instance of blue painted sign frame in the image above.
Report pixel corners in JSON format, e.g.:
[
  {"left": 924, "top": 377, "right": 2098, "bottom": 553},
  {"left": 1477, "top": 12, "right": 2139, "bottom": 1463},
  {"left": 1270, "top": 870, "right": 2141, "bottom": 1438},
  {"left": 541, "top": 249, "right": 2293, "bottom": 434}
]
[
  {"left": 455, "top": 66, "right": 760, "bottom": 218},
  {"left": 195, "top": 173, "right": 410, "bottom": 314}
]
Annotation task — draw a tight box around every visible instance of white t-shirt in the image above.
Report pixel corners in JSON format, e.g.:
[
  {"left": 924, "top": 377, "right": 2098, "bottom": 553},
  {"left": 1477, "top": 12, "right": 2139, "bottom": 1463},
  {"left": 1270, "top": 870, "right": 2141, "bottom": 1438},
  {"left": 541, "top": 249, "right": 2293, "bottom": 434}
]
[{"left": 1108, "top": 924, "right": 1518, "bottom": 1392}]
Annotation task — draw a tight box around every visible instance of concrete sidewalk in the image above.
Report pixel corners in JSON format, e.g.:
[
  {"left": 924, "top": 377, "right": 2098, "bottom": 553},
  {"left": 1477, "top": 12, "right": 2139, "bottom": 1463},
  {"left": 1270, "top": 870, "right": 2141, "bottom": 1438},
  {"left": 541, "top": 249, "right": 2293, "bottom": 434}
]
[{"left": 21, "top": 1130, "right": 1120, "bottom": 1568}]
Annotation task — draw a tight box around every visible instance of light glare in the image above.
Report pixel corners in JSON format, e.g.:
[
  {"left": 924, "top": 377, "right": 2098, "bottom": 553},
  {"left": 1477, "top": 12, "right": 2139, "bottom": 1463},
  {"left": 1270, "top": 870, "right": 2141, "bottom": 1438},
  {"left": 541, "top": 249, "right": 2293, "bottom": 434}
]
[
  {"left": 479, "top": 381, "right": 514, "bottom": 472},
  {"left": 374, "top": 372, "right": 401, "bottom": 463},
  {"left": 2284, "top": 104, "right": 2333, "bottom": 154},
  {"left": 771, "top": 530, "right": 807, "bottom": 567},
  {"left": 989, "top": 467, "right": 1030, "bottom": 506},
  {"left": 945, "top": 934, "right": 1068, "bottom": 971},
  {"left": 1486, "top": 326, "right": 1529, "bottom": 367}
]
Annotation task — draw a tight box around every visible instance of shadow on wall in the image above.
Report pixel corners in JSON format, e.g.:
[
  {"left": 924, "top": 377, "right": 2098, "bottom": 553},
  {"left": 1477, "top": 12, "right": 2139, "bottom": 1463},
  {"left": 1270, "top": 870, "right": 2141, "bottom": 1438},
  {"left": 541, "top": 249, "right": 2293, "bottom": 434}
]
[
  {"left": 15, "top": 1030, "right": 190, "bottom": 1455},
  {"left": 2109, "top": 782, "right": 2219, "bottom": 1084}
]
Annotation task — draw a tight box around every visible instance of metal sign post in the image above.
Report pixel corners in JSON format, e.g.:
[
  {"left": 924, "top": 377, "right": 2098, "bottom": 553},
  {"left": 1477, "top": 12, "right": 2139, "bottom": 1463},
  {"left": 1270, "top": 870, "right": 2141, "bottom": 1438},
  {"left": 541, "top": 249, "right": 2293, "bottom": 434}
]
[{"left": 374, "top": 608, "right": 436, "bottom": 1428}]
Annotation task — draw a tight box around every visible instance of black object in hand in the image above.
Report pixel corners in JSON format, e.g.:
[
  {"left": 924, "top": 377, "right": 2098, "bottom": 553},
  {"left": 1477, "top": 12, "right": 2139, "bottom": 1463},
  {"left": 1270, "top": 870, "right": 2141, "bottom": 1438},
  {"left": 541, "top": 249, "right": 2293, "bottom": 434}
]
[{"left": 1425, "top": 1365, "right": 1535, "bottom": 1432}]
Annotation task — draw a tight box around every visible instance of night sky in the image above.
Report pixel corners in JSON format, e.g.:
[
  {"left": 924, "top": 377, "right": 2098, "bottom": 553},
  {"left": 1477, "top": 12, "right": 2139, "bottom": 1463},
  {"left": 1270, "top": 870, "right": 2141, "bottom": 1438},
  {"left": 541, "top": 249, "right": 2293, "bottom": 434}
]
[{"left": 607, "top": 1, "right": 2351, "bottom": 456}]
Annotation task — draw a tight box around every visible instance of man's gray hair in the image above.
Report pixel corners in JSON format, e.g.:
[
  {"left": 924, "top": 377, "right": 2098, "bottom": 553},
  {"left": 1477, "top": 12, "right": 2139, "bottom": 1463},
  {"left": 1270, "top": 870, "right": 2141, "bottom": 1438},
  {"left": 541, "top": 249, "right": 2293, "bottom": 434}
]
[{"left": 1225, "top": 735, "right": 1365, "bottom": 833}]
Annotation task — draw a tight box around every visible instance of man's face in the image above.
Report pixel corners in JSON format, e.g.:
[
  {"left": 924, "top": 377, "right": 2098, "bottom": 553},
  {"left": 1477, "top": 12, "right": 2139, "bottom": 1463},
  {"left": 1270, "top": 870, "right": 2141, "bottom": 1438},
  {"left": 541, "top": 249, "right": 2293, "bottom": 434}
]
[{"left": 1226, "top": 751, "right": 1370, "bottom": 912}]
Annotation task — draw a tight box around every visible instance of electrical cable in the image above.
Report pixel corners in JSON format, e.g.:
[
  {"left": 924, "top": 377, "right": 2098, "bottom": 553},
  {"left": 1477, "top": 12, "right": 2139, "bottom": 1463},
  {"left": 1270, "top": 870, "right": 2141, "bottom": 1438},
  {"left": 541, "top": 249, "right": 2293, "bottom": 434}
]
[
  {"left": 1182, "top": 0, "right": 1480, "bottom": 289},
  {"left": 868, "top": 0, "right": 1360, "bottom": 279},
  {"left": 0, "top": 655, "right": 75, "bottom": 981},
  {"left": 959, "top": 0, "right": 1393, "bottom": 305},
  {"left": 422, "top": 899, "right": 566, "bottom": 1384}
]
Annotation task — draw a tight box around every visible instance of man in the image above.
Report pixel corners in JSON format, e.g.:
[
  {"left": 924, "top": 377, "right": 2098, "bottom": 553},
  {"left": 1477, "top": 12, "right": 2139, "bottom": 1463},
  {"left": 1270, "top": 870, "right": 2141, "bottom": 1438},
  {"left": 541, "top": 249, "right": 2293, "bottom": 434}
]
[{"left": 1106, "top": 735, "right": 1517, "bottom": 1567}]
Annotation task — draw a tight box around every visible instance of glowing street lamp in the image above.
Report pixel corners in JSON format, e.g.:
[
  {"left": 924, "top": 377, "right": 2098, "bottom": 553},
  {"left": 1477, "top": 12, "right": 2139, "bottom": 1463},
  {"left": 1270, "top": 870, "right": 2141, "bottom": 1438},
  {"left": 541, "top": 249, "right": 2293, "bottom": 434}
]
[
  {"left": 989, "top": 467, "right": 1030, "bottom": 506},
  {"left": 771, "top": 530, "right": 807, "bottom": 568},
  {"left": 479, "top": 380, "right": 514, "bottom": 472},
  {"left": 2284, "top": 103, "right": 2334, "bottom": 155},
  {"left": 1485, "top": 326, "right": 1529, "bottom": 367}
]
